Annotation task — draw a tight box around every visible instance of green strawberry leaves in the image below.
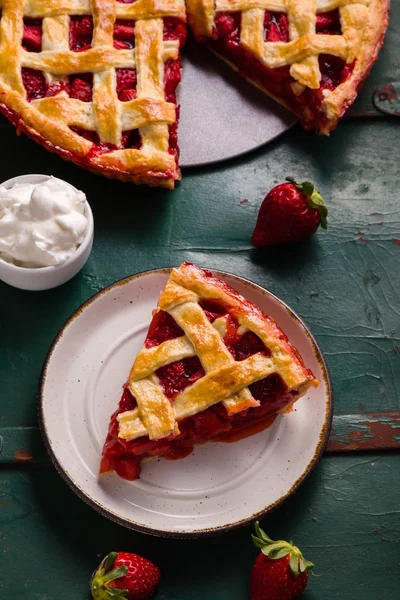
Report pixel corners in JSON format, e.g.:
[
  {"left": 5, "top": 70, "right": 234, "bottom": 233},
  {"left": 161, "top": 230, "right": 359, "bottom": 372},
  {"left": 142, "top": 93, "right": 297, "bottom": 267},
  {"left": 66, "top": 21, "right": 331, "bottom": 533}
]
[
  {"left": 299, "top": 556, "right": 315, "bottom": 573},
  {"left": 286, "top": 177, "right": 328, "bottom": 230},
  {"left": 103, "top": 552, "right": 118, "bottom": 573},
  {"left": 252, "top": 521, "right": 274, "bottom": 547},
  {"left": 252, "top": 522, "right": 315, "bottom": 578},
  {"left": 91, "top": 552, "right": 129, "bottom": 600},
  {"left": 289, "top": 552, "right": 300, "bottom": 576}
]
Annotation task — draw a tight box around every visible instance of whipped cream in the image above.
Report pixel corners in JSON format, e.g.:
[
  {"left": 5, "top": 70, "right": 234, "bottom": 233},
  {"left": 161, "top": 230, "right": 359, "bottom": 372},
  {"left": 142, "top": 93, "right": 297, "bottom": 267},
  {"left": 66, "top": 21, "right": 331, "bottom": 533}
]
[{"left": 0, "top": 177, "right": 88, "bottom": 268}]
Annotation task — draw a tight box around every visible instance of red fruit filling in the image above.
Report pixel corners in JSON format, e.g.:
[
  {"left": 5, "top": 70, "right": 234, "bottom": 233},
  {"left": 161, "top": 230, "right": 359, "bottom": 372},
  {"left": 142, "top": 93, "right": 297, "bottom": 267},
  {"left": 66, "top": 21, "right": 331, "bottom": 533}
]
[
  {"left": 316, "top": 10, "right": 342, "bottom": 35},
  {"left": 70, "top": 127, "right": 99, "bottom": 144},
  {"left": 69, "top": 73, "right": 93, "bottom": 101},
  {"left": 22, "top": 68, "right": 46, "bottom": 101},
  {"left": 22, "top": 19, "right": 42, "bottom": 52},
  {"left": 164, "top": 60, "right": 182, "bottom": 104},
  {"left": 46, "top": 81, "right": 69, "bottom": 97},
  {"left": 19, "top": 16, "right": 185, "bottom": 165},
  {"left": 121, "top": 129, "right": 142, "bottom": 149},
  {"left": 145, "top": 310, "right": 184, "bottom": 348},
  {"left": 157, "top": 357, "right": 205, "bottom": 398},
  {"left": 73, "top": 128, "right": 142, "bottom": 156},
  {"left": 164, "top": 59, "right": 182, "bottom": 161},
  {"left": 199, "top": 299, "right": 228, "bottom": 322},
  {"left": 114, "top": 19, "right": 135, "bottom": 49},
  {"left": 212, "top": 10, "right": 355, "bottom": 130},
  {"left": 163, "top": 17, "right": 187, "bottom": 46},
  {"left": 116, "top": 68, "right": 137, "bottom": 101},
  {"left": 69, "top": 16, "right": 93, "bottom": 51},
  {"left": 228, "top": 330, "right": 271, "bottom": 361},
  {"left": 263, "top": 12, "right": 289, "bottom": 42},
  {"left": 162, "top": 19, "right": 185, "bottom": 160},
  {"left": 100, "top": 299, "right": 298, "bottom": 480}
]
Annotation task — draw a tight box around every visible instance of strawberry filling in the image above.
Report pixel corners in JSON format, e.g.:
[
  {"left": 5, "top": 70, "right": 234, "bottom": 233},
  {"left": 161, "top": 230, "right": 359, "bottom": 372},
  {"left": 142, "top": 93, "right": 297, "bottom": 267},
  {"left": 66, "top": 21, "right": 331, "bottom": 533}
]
[
  {"left": 21, "top": 68, "right": 46, "bottom": 101},
  {"left": 198, "top": 299, "right": 228, "bottom": 322},
  {"left": 69, "top": 16, "right": 93, "bottom": 51},
  {"left": 145, "top": 310, "right": 184, "bottom": 348},
  {"left": 157, "top": 357, "right": 205, "bottom": 398},
  {"left": 116, "top": 68, "right": 137, "bottom": 101},
  {"left": 211, "top": 10, "right": 355, "bottom": 130},
  {"left": 18, "top": 17, "right": 186, "bottom": 169},
  {"left": 316, "top": 10, "right": 342, "bottom": 35},
  {"left": 113, "top": 19, "right": 135, "bottom": 49},
  {"left": 69, "top": 73, "right": 93, "bottom": 101},
  {"left": 100, "top": 301, "right": 295, "bottom": 480},
  {"left": 22, "top": 19, "right": 42, "bottom": 52}
]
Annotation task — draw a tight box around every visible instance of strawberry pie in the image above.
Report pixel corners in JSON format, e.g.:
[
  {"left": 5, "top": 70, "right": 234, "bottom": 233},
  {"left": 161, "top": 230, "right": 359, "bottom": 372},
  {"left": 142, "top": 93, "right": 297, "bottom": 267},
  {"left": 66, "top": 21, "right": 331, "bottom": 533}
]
[
  {"left": 100, "top": 263, "right": 318, "bottom": 480},
  {"left": 0, "top": 1, "right": 186, "bottom": 188},
  {"left": 0, "top": 0, "right": 390, "bottom": 187}
]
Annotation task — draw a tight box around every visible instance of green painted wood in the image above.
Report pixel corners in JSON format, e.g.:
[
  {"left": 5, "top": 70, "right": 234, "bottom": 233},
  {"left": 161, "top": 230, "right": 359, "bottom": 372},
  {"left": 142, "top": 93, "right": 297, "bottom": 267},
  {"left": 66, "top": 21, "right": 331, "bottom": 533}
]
[
  {"left": 1, "top": 454, "right": 399, "bottom": 599},
  {"left": 1, "top": 3, "right": 400, "bottom": 600},
  {"left": 373, "top": 83, "right": 400, "bottom": 116},
  {"left": 0, "top": 427, "right": 47, "bottom": 464},
  {"left": 2, "top": 116, "right": 400, "bottom": 426},
  {"left": 326, "top": 412, "right": 400, "bottom": 451}
]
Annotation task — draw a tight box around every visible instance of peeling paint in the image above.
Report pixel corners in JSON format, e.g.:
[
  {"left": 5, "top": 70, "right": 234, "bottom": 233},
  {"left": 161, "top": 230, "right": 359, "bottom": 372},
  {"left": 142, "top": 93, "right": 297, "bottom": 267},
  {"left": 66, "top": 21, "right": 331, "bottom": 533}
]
[
  {"left": 327, "top": 413, "right": 400, "bottom": 452},
  {"left": 14, "top": 449, "right": 34, "bottom": 462}
]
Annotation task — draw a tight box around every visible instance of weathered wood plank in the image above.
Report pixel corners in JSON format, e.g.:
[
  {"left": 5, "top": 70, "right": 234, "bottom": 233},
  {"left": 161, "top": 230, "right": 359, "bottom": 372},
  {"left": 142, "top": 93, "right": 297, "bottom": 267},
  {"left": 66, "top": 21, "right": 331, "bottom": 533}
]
[
  {"left": 1, "top": 454, "right": 399, "bottom": 599},
  {"left": 326, "top": 412, "right": 400, "bottom": 452},
  {"left": 0, "top": 427, "right": 48, "bottom": 464}
]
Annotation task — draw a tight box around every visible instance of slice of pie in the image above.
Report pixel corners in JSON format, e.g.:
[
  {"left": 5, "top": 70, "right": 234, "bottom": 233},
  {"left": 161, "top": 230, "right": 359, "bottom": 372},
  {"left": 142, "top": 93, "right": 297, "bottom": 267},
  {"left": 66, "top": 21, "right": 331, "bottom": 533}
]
[
  {"left": 0, "top": 1, "right": 186, "bottom": 188},
  {"left": 186, "top": 0, "right": 390, "bottom": 134},
  {"left": 100, "top": 262, "right": 318, "bottom": 481}
]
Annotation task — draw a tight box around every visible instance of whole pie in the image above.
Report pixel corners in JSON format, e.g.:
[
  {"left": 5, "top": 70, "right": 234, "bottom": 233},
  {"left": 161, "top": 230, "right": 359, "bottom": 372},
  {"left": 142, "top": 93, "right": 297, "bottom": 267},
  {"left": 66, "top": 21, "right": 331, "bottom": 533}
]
[
  {"left": 0, "top": 0, "right": 390, "bottom": 187},
  {"left": 186, "top": 0, "right": 390, "bottom": 134},
  {"left": 100, "top": 262, "right": 318, "bottom": 480},
  {"left": 0, "top": 0, "right": 187, "bottom": 188}
]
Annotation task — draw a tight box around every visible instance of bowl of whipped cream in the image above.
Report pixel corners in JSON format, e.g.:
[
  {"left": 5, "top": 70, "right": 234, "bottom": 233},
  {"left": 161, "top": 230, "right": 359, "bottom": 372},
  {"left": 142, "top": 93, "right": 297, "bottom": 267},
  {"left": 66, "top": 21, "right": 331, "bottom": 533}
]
[{"left": 0, "top": 174, "right": 93, "bottom": 291}]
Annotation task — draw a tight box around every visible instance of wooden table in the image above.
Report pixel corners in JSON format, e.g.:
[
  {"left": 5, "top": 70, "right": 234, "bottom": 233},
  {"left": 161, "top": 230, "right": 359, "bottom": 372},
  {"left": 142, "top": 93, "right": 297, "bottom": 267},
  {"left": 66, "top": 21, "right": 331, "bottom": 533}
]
[{"left": 1, "top": 3, "right": 399, "bottom": 597}]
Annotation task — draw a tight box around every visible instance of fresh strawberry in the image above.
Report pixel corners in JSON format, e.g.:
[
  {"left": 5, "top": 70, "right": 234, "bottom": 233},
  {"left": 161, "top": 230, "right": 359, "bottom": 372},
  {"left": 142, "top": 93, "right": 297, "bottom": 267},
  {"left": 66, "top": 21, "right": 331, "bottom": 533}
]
[
  {"left": 252, "top": 177, "right": 328, "bottom": 247},
  {"left": 250, "top": 522, "right": 314, "bottom": 600},
  {"left": 91, "top": 551, "right": 160, "bottom": 600}
]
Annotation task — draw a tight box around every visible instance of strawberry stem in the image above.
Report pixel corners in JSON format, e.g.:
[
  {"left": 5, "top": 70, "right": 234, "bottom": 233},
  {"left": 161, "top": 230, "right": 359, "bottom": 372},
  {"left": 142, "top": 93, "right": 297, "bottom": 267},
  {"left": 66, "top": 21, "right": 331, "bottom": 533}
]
[
  {"left": 286, "top": 177, "right": 328, "bottom": 230},
  {"left": 91, "top": 552, "right": 129, "bottom": 600},
  {"left": 252, "top": 522, "right": 315, "bottom": 577}
]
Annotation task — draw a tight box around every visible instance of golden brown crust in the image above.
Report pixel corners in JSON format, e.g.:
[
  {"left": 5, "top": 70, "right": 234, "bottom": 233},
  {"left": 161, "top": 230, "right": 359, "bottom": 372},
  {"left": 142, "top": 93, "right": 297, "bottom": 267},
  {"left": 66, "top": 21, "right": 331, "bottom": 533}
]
[
  {"left": 0, "top": 0, "right": 186, "bottom": 187},
  {"left": 117, "top": 262, "right": 317, "bottom": 442},
  {"left": 321, "top": 0, "right": 390, "bottom": 133},
  {"left": 186, "top": 0, "right": 390, "bottom": 134}
]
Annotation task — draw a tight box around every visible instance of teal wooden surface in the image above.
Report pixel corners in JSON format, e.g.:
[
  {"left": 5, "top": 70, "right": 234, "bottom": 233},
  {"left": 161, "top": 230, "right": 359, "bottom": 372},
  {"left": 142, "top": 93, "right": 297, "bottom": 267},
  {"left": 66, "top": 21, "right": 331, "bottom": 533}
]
[
  {"left": 2, "top": 117, "right": 400, "bottom": 427},
  {"left": 1, "top": 1, "right": 400, "bottom": 598},
  {"left": 1, "top": 454, "right": 399, "bottom": 599}
]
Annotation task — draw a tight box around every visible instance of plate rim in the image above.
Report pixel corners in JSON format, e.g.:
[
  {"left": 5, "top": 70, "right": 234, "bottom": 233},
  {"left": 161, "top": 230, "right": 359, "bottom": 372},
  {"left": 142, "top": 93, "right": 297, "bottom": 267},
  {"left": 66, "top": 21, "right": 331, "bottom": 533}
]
[{"left": 37, "top": 266, "right": 333, "bottom": 538}]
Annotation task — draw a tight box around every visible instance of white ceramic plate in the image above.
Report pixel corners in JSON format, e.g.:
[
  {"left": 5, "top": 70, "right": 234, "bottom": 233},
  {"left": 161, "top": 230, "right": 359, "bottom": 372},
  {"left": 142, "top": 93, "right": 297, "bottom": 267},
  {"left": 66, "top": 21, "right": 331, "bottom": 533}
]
[{"left": 39, "top": 268, "right": 332, "bottom": 538}]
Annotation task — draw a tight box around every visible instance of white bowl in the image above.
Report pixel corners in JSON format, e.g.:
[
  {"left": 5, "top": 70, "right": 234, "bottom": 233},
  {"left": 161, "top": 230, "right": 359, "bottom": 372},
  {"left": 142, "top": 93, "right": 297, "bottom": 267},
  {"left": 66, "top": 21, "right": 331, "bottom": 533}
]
[{"left": 0, "top": 174, "right": 94, "bottom": 291}]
